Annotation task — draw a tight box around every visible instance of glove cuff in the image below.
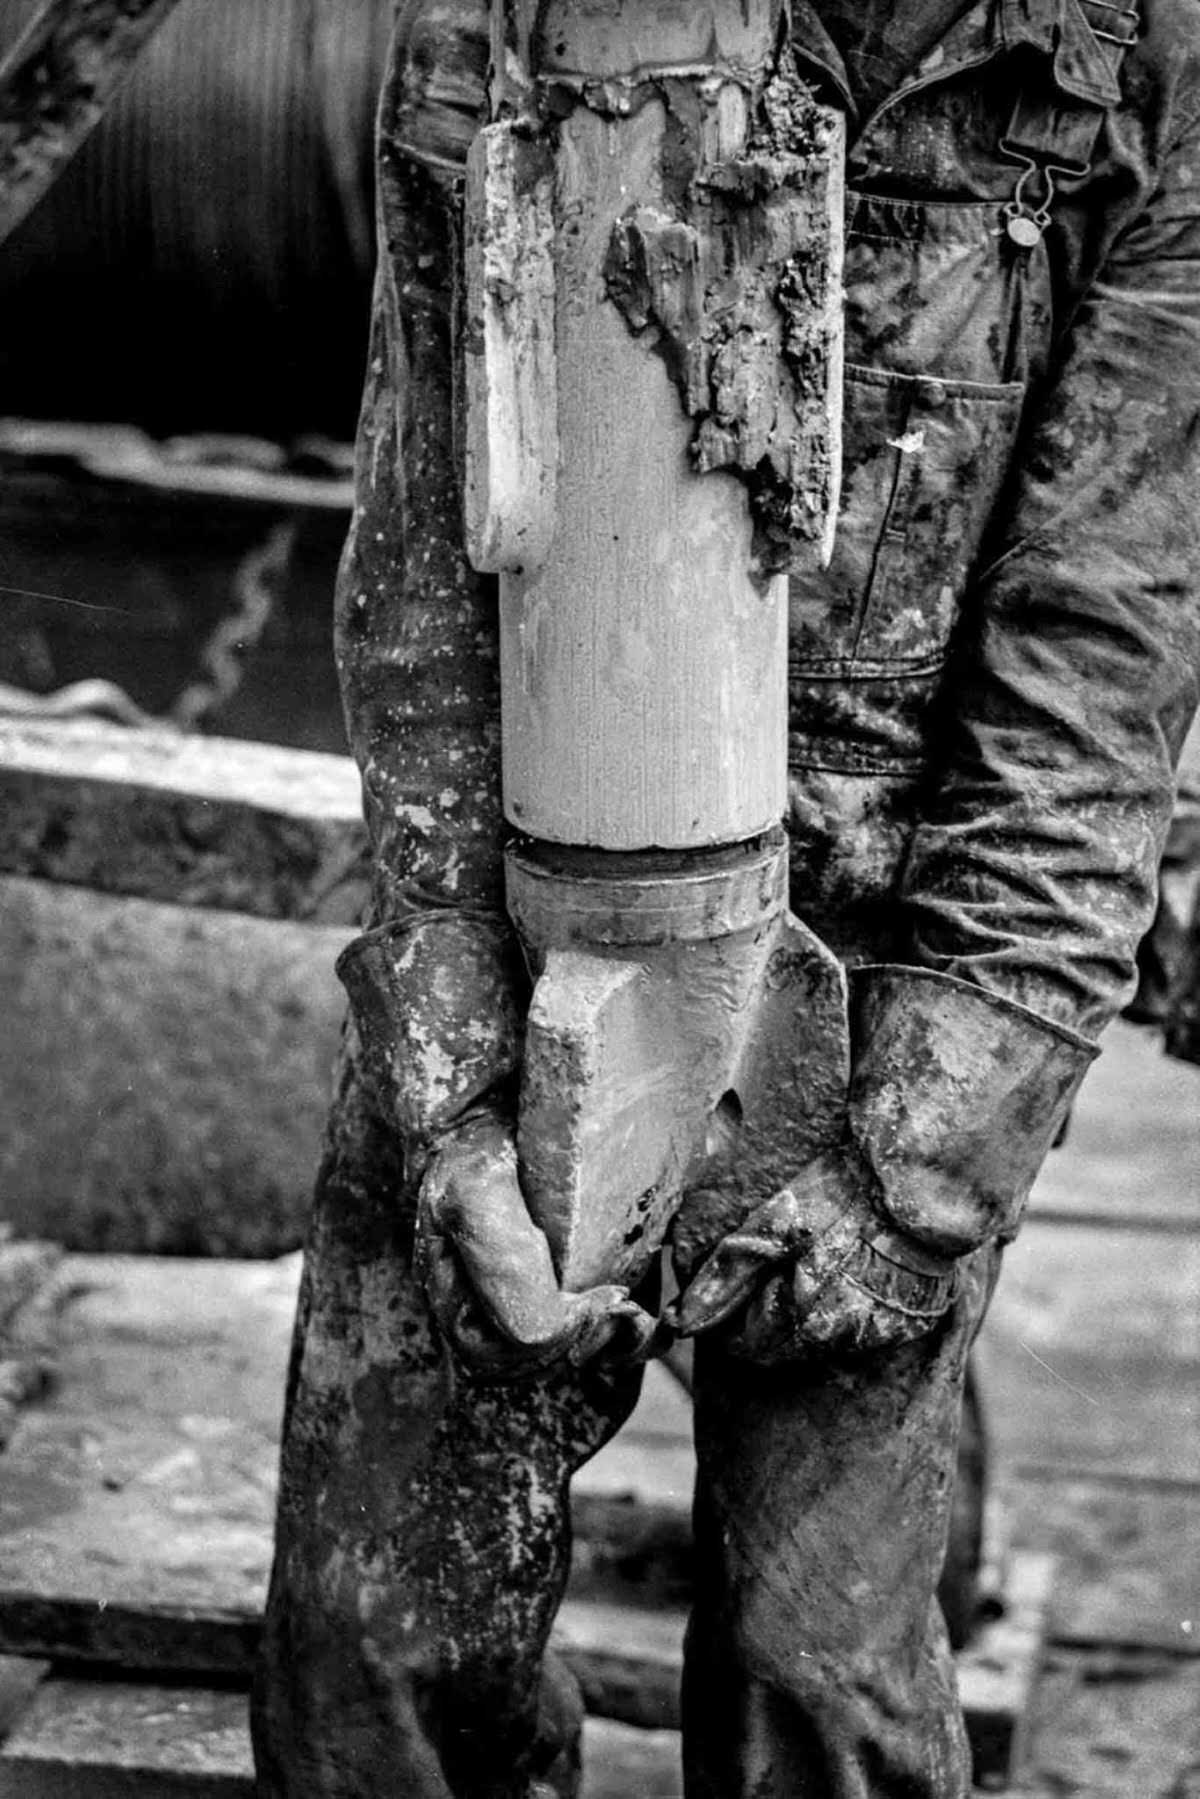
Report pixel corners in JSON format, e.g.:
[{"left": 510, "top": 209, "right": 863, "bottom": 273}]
[
  {"left": 796, "top": 1148, "right": 961, "bottom": 1320},
  {"left": 845, "top": 1223, "right": 960, "bottom": 1320},
  {"left": 847, "top": 964, "right": 1097, "bottom": 1255},
  {"left": 337, "top": 911, "right": 526, "bottom": 1148}
]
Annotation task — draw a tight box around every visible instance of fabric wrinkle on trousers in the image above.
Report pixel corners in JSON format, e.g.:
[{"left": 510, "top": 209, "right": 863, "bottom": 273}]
[
  {"left": 252, "top": 1036, "right": 640, "bottom": 1799},
  {"left": 682, "top": 1249, "right": 1000, "bottom": 1799},
  {"left": 251, "top": 1031, "right": 999, "bottom": 1798}
]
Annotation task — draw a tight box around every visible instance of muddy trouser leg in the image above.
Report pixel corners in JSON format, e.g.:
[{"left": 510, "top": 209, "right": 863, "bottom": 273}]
[
  {"left": 251, "top": 1041, "right": 643, "bottom": 1799},
  {"left": 682, "top": 1244, "right": 1001, "bottom": 1799}
]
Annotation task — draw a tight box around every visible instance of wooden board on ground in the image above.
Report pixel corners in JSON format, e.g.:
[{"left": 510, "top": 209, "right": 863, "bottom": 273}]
[
  {"left": 982, "top": 1219, "right": 1200, "bottom": 1486},
  {"left": 0, "top": 1254, "right": 693, "bottom": 1670},
  {"left": 0, "top": 1258, "right": 292, "bottom": 1672},
  {"left": 0, "top": 1678, "right": 251, "bottom": 1799},
  {"left": 0, "top": 1565, "right": 1051, "bottom": 1796},
  {"left": 0, "top": 1681, "right": 683, "bottom": 1799},
  {"left": 0, "top": 1235, "right": 67, "bottom": 1451},
  {"left": 0, "top": 1256, "right": 1056, "bottom": 1787},
  {"left": 4, "top": 1256, "right": 1188, "bottom": 1670},
  {"left": 0, "top": 721, "right": 367, "bottom": 923},
  {"left": 0, "top": 889, "right": 348, "bottom": 1252},
  {"left": 1026, "top": 1019, "right": 1200, "bottom": 1231},
  {"left": 13, "top": 1654, "right": 1190, "bottom": 1799},
  {"left": 0, "top": 1655, "right": 47, "bottom": 1738},
  {"left": 1009, "top": 1647, "right": 1200, "bottom": 1799},
  {"left": 554, "top": 1598, "right": 684, "bottom": 1731},
  {"left": 997, "top": 1472, "right": 1200, "bottom": 1658},
  {"left": 959, "top": 1555, "right": 1055, "bottom": 1794}
]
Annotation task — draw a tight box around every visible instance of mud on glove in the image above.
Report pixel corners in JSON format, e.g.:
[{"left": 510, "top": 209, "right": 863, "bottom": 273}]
[
  {"left": 669, "top": 1143, "right": 960, "bottom": 1360},
  {"left": 669, "top": 964, "right": 1096, "bottom": 1362},
  {"left": 340, "top": 912, "right": 654, "bottom": 1378}
]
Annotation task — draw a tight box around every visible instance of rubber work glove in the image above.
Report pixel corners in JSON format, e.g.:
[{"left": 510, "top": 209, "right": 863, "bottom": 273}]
[
  {"left": 669, "top": 1142, "right": 960, "bottom": 1362},
  {"left": 339, "top": 915, "right": 657, "bottom": 1380},
  {"left": 417, "top": 1113, "right": 658, "bottom": 1379},
  {"left": 670, "top": 965, "right": 1099, "bottom": 1361}
]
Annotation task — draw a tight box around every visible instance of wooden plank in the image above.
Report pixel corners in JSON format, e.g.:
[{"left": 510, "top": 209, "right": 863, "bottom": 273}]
[
  {"left": 0, "top": 1567, "right": 1051, "bottom": 1795},
  {"left": 563, "top": 1551, "right": 1055, "bottom": 1789},
  {"left": 7, "top": 1246, "right": 1195, "bottom": 1607},
  {"left": 0, "top": 1239, "right": 61, "bottom": 1327},
  {"left": 1026, "top": 1018, "right": 1200, "bottom": 1231},
  {"left": 0, "top": 1655, "right": 48, "bottom": 1738},
  {"left": 583, "top": 1719, "right": 682, "bottom": 1799},
  {"left": 0, "top": 1259, "right": 292, "bottom": 1670},
  {"left": 0, "top": 1682, "right": 684, "bottom": 1798},
  {"left": 0, "top": 1257, "right": 694, "bottom": 1683},
  {"left": 0, "top": 1252, "right": 695, "bottom": 1644},
  {"left": 1008, "top": 1647, "right": 1200, "bottom": 1799},
  {"left": 7, "top": 1652, "right": 1196, "bottom": 1799},
  {"left": 997, "top": 1472, "right": 1200, "bottom": 1657},
  {"left": 982, "top": 1219, "right": 1200, "bottom": 1485},
  {"left": 573, "top": 1360, "right": 694, "bottom": 1565},
  {"left": 0, "top": 1253, "right": 1058, "bottom": 1790},
  {"left": 0, "top": 1679, "right": 251, "bottom": 1797},
  {"left": 1024, "top": 1208, "right": 1199, "bottom": 1235},
  {"left": 957, "top": 1553, "right": 1055, "bottom": 1792},
  {"left": 554, "top": 1599, "right": 682, "bottom": 1731},
  {"left": 0, "top": 721, "right": 367, "bottom": 923},
  {"left": 572, "top": 1392, "right": 695, "bottom": 1601},
  {"left": 0, "top": 883, "right": 348, "bottom": 1252},
  {"left": 0, "top": 1236, "right": 66, "bottom": 1450},
  {"left": 0, "top": 1258, "right": 1055, "bottom": 1786}
]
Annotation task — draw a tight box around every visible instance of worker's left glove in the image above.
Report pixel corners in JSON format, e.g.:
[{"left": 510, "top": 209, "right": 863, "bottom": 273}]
[
  {"left": 669, "top": 1143, "right": 961, "bottom": 1361},
  {"left": 671, "top": 964, "right": 1097, "bottom": 1363}
]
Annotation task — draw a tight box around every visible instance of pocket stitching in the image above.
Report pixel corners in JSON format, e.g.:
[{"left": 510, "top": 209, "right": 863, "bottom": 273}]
[
  {"left": 843, "top": 361, "right": 1024, "bottom": 403},
  {"left": 819, "top": 372, "right": 1024, "bottom": 669},
  {"left": 789, "top": 655, "right": 947, "bottom": 679},
  {"left": 788, "top": 742, "right": 932, "bottom": 777}
]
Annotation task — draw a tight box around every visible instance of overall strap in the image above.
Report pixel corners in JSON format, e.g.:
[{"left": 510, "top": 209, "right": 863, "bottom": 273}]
[{"left": 1000, "top": 0, "right": 1139, "bottom": 245}]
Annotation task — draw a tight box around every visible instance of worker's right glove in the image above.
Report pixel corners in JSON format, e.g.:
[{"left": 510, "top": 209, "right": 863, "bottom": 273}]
[
  {"left": 416, "top": 1111, "right": 657, "bottom": 1377},
  {"left": 339, "top": 911, "right": 656, "bottom": 1380}
]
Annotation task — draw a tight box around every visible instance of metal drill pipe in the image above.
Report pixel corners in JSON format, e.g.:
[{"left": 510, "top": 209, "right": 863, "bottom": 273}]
[{"left": 464, "top": 0, "right": 845, "bottom": 1294}]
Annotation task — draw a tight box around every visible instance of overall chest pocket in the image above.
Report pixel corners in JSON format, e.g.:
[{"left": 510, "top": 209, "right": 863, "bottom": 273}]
[{"left": 790, "top": 363, "right": 1026, "bottom": 673}]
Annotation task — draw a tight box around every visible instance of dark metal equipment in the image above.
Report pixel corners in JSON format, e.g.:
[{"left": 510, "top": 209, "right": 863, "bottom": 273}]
[{"left": 0, "top": 0, "right": 391, "bottom": 435}]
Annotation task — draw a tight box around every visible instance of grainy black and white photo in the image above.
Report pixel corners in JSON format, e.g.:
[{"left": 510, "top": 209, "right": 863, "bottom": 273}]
[{"left": 0, "top": 1, "right": 1197, "bottom": 1794}]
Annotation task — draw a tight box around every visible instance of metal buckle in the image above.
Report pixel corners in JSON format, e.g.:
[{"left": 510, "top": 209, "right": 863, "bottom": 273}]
[
  {"left": 1080, "top": 0, "right": 1139, "bottom": 44},
  {"left": 999, "top": 142, "right": 1090, "bottom": 248}
]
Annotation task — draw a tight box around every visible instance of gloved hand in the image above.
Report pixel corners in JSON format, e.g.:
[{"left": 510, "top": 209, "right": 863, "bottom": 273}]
[
  {"left": 417, "top": 1112, "right": 658, "bottom": 1379},
  {"left": 669, "top": 964, "right": 1100, "bottom": 1363},
  {"left": 339, "top": 914, "right": 657, "bottom": 1380},
  {"left": 668, "top": 1143, "right": 960, "bottom": 1362}
]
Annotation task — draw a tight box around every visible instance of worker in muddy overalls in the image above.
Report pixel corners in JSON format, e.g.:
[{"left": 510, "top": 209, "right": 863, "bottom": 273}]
[{"left": 251, "top": 0, "right": 1200, "bottom": 1793}]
